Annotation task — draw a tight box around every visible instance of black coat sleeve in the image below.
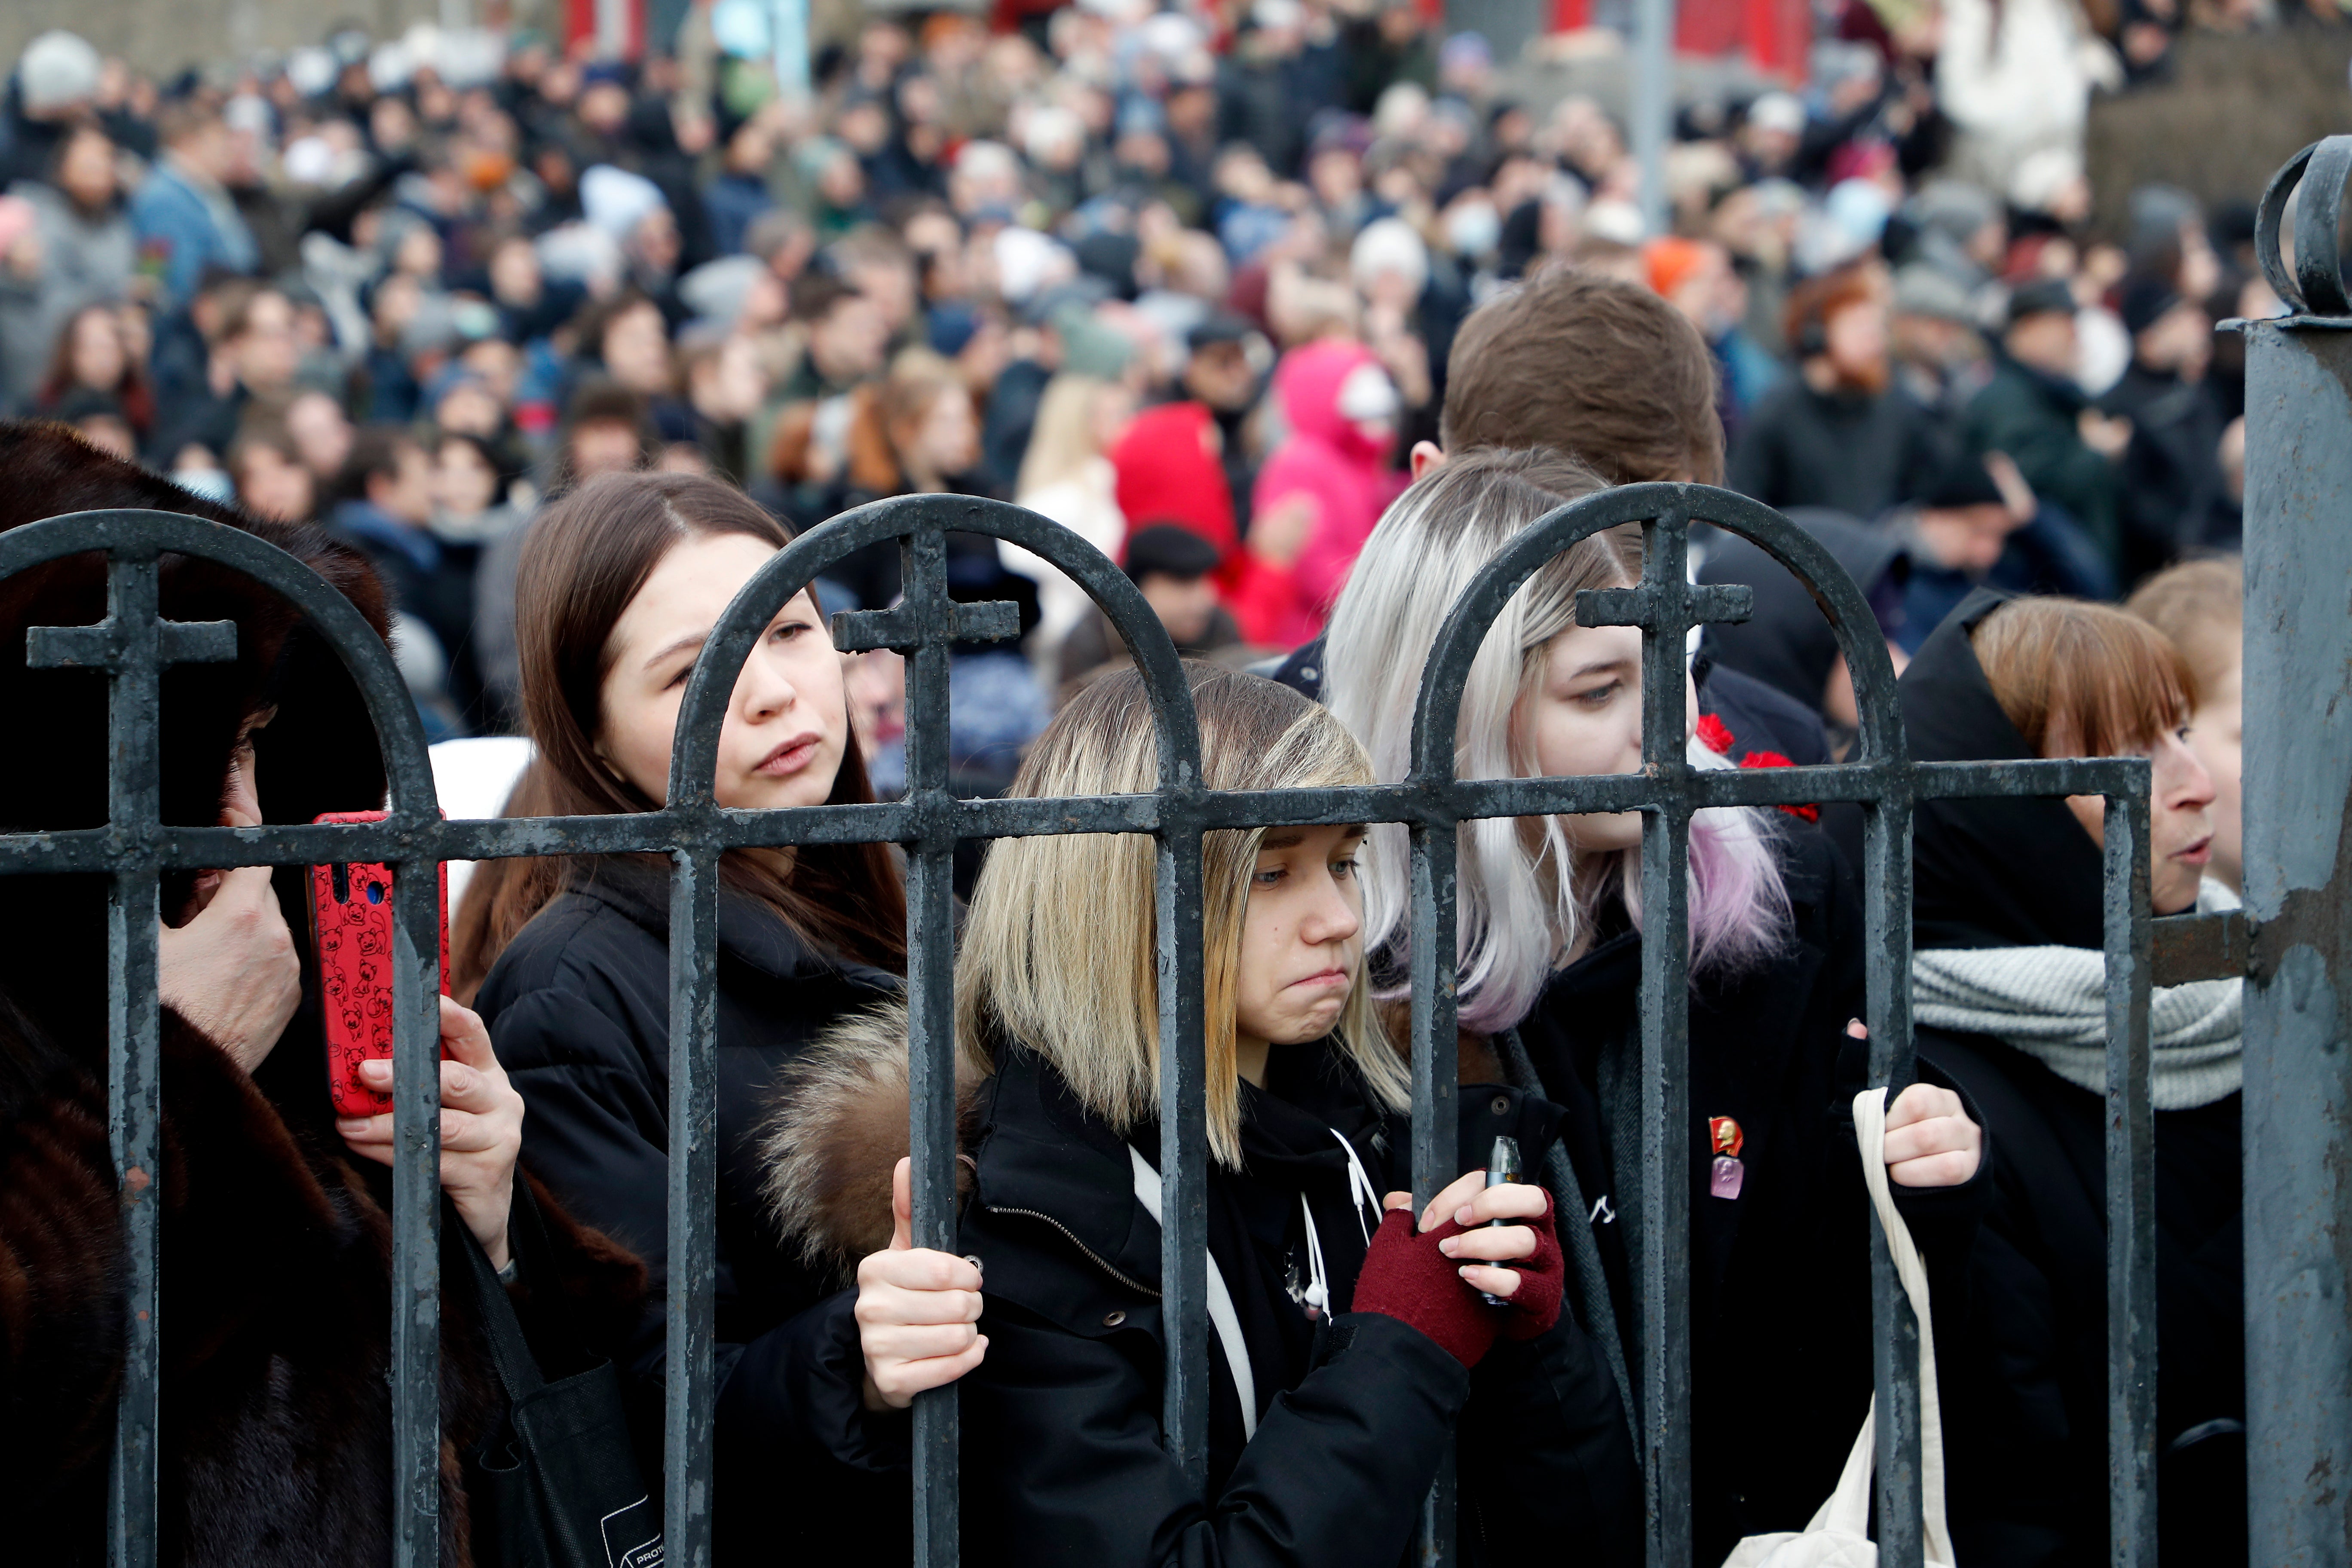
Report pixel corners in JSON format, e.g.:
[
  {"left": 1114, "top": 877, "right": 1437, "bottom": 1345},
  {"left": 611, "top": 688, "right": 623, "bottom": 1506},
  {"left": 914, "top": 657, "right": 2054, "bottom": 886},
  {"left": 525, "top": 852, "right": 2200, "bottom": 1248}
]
[
  {"left": 1456, "top": 1314, "right": 1645, "bottom": 1566},
  {"left": 962, "top": 1303, "right": 1468, "bottom": 1568},
  {"left": 487, "top": 983, "right": 902, "bottom": 1474}
]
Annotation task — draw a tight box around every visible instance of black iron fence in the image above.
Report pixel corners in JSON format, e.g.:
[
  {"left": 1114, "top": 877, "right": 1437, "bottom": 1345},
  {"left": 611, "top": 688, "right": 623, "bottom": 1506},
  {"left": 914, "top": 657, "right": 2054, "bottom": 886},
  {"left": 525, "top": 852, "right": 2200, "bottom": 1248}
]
[{"left": 16, "top": 138, "right": 2351, "bottom": 1568}]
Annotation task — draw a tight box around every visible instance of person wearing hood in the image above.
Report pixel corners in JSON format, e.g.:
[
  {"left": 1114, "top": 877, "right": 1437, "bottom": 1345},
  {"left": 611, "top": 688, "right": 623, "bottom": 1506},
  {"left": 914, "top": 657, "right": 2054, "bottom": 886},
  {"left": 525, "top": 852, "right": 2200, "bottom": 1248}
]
[
  {"left": 1112, "top": 396, "right": 1294, "bottom": 651},
  {"left": 1727, "top": 263, "right": 1948, "bottom": 519},
  {"left": 1696, "top": 509, "right": 1910, "bottom": 752},
  {"left": 0, "top": 421, "right": 646, "bottom": 1564},
  {"left": 1895, "top": 589, "right": 2243, "bottom": 1566},
  {"left": 761, "top": 663, "right": 1624, "bottom": 1566},
  {"left": 1963, "top": 279, "right": 2128, "bottom": 582},
  {"left": 1255, "top": 337, "right": 1405, "bottom": 644}
]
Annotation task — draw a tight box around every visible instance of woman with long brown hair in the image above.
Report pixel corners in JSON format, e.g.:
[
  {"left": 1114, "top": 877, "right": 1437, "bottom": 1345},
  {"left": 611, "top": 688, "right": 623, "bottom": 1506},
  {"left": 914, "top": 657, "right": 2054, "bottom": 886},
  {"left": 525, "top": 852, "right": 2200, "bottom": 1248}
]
[{"left": 466, "top": 470, "right": 983, "bottom": 1562}]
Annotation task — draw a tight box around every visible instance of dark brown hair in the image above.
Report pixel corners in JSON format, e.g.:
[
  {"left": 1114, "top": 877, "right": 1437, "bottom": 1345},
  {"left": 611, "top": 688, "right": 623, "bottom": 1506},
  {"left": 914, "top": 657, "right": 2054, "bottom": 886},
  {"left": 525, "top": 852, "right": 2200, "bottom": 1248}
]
[
  {"left": 452, "top": 471, "right": 906, "bottom": 996},
  {"left": 1971, "top": 597, "right": 2195, "bottom": 760},
  {"left": 1439, "top": 266, "right": 1724, "bottom": 486},
  {"left": 38, "top": 302, "right": 152, "bottom": 433}
]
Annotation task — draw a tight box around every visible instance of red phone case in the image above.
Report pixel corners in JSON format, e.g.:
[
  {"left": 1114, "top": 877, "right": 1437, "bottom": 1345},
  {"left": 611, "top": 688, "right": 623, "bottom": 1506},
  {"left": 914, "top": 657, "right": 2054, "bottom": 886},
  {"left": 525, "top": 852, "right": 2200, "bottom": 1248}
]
[{"left": 310, "top": 810, "right": 453, "bottom": 1120}]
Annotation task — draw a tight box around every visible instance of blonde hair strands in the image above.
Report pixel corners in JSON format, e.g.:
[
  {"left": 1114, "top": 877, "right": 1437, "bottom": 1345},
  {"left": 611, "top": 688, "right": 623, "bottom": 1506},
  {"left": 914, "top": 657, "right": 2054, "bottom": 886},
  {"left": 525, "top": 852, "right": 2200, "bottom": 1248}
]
[{"left": 956, "top": 664, "right": 1407, "bottom": 1169}]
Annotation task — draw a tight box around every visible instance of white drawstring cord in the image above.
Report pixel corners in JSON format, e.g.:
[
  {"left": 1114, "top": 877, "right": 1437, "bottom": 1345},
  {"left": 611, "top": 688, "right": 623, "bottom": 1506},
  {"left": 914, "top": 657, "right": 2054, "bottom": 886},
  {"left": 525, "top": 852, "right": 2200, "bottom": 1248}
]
[
  {"left": 1330, "top": 1129, "right": 1381, "bottom": 1245},
  {"left": 1299, "top": 1194, "right": 1329, "bottom": 1314}
]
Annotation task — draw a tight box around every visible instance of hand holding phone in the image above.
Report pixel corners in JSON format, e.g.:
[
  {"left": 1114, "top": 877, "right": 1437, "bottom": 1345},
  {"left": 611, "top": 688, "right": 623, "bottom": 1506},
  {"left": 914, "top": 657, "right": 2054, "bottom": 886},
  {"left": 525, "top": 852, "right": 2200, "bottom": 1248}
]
[
  {"left": 336, "top": 994, "right": 524, "bottom": 1272},
  {"left": 310, "top": 810, "right": 452, "bottom": 1119}
]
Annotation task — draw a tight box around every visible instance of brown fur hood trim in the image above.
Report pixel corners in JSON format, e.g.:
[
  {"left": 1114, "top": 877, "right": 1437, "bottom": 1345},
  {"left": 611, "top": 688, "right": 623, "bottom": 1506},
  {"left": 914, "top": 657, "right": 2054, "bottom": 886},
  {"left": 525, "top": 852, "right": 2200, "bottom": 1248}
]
[{"left": 758, "top": 1000, "right": 986, "bottom": 1280}]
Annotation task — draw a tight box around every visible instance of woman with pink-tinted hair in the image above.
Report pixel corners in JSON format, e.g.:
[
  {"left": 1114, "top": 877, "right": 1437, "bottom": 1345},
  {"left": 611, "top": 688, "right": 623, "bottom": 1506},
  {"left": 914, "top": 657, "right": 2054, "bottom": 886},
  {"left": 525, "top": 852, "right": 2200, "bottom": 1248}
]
[{"left": 1319, "top": 445, "right": 1987, "bottom": 1564}]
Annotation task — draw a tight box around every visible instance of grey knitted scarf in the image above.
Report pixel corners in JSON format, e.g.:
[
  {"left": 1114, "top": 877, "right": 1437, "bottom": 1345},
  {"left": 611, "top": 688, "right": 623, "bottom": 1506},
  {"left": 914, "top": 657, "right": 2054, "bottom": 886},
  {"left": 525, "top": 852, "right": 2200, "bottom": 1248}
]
[{"left": 1911, "top": 882, "right": 2243, "bottom": 1111}]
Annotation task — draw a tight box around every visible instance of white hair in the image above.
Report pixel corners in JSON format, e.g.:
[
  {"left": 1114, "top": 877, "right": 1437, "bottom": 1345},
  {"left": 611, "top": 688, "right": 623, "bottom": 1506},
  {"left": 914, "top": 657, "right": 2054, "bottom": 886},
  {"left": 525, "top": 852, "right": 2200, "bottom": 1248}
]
[{"left": 1323, "top": 449, "right": 1791, "bottom": 1033}]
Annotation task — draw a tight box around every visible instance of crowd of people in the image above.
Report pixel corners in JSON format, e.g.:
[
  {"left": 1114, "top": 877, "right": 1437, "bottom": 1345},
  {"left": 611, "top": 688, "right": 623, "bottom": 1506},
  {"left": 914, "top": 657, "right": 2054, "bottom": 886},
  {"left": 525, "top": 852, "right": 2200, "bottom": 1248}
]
[
  {"left": 0, "top": 0, "right": 2281, "bottom": 764},
  {"left": 0, "top": 1, "right": 2284, "bottom": 1564}
]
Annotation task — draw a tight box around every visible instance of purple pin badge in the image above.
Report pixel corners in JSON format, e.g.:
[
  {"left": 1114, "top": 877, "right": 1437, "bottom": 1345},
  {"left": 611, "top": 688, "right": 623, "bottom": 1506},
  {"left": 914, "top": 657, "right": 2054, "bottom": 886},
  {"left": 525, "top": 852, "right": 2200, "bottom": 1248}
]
[{"left": 1709, "top": 1155, "right": 1745, "bottom": 1200}]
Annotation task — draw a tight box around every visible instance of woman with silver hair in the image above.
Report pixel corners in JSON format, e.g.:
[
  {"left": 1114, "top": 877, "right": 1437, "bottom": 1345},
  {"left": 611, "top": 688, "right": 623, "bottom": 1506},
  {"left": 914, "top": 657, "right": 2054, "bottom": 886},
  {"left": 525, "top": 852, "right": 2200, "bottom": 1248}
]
[{"left": 1320, "top": 446, "right": 1988, "bottom": 1562}]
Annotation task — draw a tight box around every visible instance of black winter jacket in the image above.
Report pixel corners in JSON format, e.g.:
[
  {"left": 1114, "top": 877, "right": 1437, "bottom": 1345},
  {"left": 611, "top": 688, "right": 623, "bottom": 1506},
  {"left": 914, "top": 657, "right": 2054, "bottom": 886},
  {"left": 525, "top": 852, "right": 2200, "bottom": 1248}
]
[
  {"left": 1727, "top": 378, "right": 1948, "bottom": 519},
  {"left": 763, "top": 1006, "right": 1643, "bottom": 1568},
  {"left": 1502, "top": 822, "right": 1989, "bottom": 1564},
  {"left": 0, "top": 424, "right": 645, "bottom": 1567},
  {"left": 473, "top": 858, "right": 913, "bottom": 1562},
  {"left": 1897, "top": 590, "right": 2245, "bottom": 1565}
]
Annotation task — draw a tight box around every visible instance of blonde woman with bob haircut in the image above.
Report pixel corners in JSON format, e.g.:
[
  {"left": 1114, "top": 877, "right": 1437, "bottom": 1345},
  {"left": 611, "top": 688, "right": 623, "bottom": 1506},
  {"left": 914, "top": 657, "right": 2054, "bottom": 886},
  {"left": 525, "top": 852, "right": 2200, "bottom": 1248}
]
[
  {"left": 1319, "top": 447, "right": 1987, "bottom": 1564},
  {"left": 764, "top": 662, "right": 1641, "bottom": 1567}
]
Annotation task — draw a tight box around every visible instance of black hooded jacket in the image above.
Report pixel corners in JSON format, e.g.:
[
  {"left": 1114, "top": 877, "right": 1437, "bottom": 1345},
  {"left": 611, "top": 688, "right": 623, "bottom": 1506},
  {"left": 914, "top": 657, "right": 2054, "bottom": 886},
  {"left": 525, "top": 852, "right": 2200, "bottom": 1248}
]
[
  {"left": 0, "top": 423, "right": 645, "bottom": 1567},
  {"left": 1697, "top": 509, "right": 1909, "bottom": 726},
  {"left": 1501, "top": 821, "right": 1986, "bottom": 1563},
  {"left": 760, "top": 1005, "right": 1643, "bottom": 1568},
  {"left": 1894, "top": 589, "right": 2245, "bottom": 1566},
  {"left": 472, "top": 857, "right": 916, "bottom": 1563}
]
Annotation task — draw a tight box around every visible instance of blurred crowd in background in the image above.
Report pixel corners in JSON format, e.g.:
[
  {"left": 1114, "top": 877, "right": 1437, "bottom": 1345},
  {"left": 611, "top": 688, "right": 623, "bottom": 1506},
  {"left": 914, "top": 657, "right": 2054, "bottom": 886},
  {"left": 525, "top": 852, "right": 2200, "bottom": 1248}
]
[{"left": 0, "top": 0, "right": 2294, "bottom": 788}]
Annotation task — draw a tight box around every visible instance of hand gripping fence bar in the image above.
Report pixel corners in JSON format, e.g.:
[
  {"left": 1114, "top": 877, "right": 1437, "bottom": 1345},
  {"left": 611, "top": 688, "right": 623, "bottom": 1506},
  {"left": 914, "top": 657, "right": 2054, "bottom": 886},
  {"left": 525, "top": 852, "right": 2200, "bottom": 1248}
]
[
  {"left": 25, "top": 145, "right": 2352, "bottom": 1556},
  {"left": 6, "top": 485, "right": 2171, "bottom": 1568}
]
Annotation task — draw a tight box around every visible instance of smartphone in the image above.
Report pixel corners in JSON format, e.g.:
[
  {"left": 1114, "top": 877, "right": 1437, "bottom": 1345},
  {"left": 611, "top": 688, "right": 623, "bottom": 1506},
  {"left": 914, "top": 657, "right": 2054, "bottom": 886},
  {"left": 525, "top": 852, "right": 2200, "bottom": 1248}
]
[{"left": 310, "top": 810, "right": 453, "bottom": 1120}]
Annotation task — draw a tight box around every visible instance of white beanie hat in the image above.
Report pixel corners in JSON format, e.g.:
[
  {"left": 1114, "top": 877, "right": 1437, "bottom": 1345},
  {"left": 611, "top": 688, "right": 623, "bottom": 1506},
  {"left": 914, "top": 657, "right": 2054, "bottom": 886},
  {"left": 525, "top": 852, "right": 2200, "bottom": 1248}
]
[{"left": 18, "top": 31, "right": 101, "bottom": 113}]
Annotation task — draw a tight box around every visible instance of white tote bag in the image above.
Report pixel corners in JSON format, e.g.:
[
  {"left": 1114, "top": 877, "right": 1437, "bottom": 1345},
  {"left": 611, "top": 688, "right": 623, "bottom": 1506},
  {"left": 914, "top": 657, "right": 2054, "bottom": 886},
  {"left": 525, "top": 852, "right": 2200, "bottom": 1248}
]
[{"left": 1720, "top": 1087, "right": 1958, "bottom": 1568}]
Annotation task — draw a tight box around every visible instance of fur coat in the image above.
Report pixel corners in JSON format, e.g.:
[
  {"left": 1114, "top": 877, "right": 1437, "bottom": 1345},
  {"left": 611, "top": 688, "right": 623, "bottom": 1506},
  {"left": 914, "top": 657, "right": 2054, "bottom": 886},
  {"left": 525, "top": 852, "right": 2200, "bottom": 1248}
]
[{"left": 0, "top": 423, "right": 647, "bottom": 1566}]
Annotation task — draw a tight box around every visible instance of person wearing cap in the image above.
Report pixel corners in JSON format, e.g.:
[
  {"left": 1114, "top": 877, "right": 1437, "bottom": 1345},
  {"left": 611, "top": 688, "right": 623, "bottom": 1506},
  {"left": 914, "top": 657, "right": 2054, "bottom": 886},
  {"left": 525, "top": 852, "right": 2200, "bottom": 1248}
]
[
  {"left": 2098, "top": 272, "right": 2236, "bottom": 585},
  {"left": 128, "top": 98, "right": 261, "bottom": 314},
  {"left": 1055, "top": 521, "right": 1243, "bottom": 692},
  {"left": 1727, "top": 262, "right": 1948, "bottom": 519},
  {"left": 1880, "top": 446, "right": 2037, "bottom": 651},
  {"left": 1184, "top": 312, "right": 1267, "bottom": 532},
  {"left": 1889, "top": 263, "right": 1992, "bottom": 417},
  {"left": 1963, "top": 276, "right": 2127, "bottom": 583},
  {"left": 2, "top": 30, "right": 101, "bottom": 192},
  {"left": 1645, "top": 235, "right": 1780, "bottom": 440}
]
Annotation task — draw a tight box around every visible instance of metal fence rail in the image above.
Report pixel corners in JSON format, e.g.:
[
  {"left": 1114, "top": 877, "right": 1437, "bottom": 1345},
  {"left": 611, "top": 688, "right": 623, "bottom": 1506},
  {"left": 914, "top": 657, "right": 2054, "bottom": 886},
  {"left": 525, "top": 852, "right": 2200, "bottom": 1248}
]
[
  {"left": 18, "top": 136, "right": 2352, "bottom": 1568},
  {"left": 6, "top": 483, "right": 2158, "bottom": 1568}
]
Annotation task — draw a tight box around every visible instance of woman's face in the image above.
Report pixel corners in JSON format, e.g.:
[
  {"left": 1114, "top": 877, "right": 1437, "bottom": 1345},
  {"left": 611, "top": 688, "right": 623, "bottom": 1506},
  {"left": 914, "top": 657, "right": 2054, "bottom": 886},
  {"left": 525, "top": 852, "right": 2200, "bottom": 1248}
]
[
  {"left": 1087, "top": 383, "right": 1137, "bottom": 453},
  {"left": 2187, "top": 657, "right": 2242, "bottom": 894},
  {"left": 58, "top": 130, "right": 116, "bottom": 210},
  {"left": 597, "top": 531, "right": 847, "bottom": 812},
  {"left": 434, "top": 439, "right": 500, "bottom": 516},
  {"left": 71, "top": 309, "right": 125, "bottom": 390},
  {"left": 2064, "top": 724, "right": 2218, "bottom": 916},
  {"left": 1516, "top": 621, "right": 1699, "bottom": 855},
  {"left": 603, "top": 302, "right": 673, "bottom": 395},
  {"left": 909, "top": 383, "right": 980, "bottom": 477},
  {"left": 1233, "top": 824, "right": 1367, "bottom": 1053}
]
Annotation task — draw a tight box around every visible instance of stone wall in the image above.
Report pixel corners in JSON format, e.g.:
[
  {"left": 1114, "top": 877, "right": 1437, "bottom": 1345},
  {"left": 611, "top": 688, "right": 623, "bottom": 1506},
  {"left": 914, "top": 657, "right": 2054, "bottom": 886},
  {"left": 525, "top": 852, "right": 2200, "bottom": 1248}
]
[
  {"left": 2086, "top": 29, "right": 2351, "bottom": 236},
  {"left": 0, "top": 0, "right": 448, "bottom": 80}
]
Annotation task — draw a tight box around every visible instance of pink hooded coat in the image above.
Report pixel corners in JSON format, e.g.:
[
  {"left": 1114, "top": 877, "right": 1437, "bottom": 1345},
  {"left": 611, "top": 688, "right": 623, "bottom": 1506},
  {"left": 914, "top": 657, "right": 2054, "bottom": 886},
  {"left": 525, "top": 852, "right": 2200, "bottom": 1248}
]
[{"left": 1253, "top": 339, "right": 1405, "bottom": 639}]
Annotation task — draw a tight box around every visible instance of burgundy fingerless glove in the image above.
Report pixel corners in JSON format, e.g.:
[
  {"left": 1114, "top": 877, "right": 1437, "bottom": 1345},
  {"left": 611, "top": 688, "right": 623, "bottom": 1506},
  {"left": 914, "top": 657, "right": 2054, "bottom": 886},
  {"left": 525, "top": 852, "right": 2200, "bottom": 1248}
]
[
  {"left": 1350, "top": 1191, "right": 1565, "bottom": 1368},
  {"left": 1499, "top": 1189, "right": 1563, "bottom": 1343}
]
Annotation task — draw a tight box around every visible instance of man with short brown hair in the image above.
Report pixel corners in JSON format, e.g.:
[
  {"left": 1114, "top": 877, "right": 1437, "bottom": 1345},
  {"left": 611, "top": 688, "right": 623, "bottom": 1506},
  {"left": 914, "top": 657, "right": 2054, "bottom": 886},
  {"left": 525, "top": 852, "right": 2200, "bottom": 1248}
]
[
  {"left": 1290, "top": 263, "right": 1829, "bottom": 763},
  {"left": 1431, "top": 263, "right": 1725, "bottom": 486}
]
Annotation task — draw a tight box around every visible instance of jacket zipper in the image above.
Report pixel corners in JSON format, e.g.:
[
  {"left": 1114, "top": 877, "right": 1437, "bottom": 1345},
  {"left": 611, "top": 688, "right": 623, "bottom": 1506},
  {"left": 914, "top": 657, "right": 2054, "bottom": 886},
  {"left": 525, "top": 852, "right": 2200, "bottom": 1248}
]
[{"left": 987, "top": 1204, "right": 1161, "bottom": 1298}]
